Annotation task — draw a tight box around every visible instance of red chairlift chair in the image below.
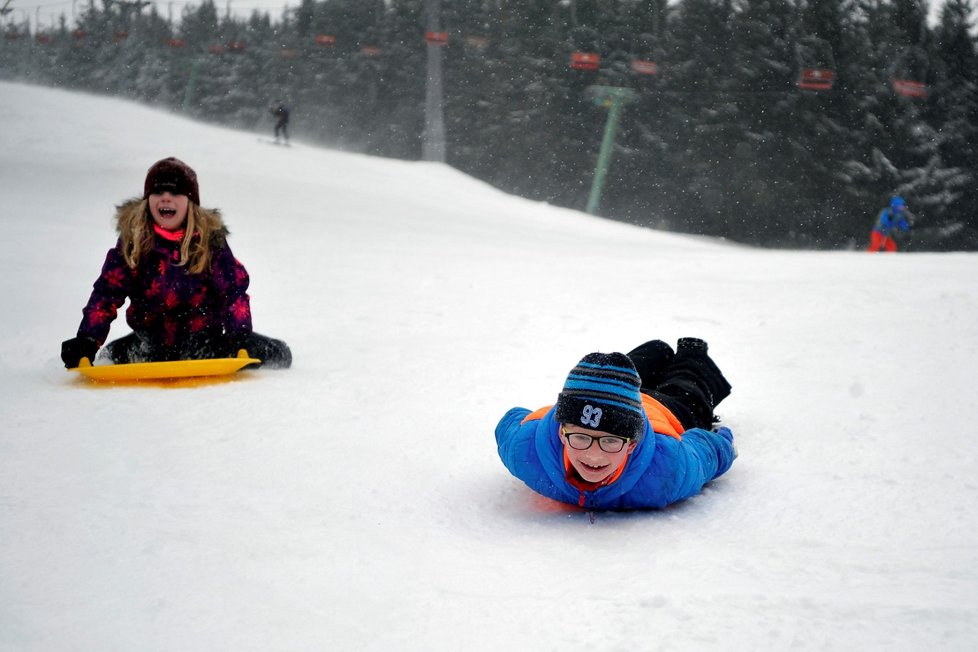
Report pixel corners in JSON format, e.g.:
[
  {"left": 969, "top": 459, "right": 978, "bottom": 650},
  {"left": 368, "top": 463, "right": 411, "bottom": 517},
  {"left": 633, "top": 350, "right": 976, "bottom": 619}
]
[
  {"left": 798, "top": 67, "right": 834, "bottom": 91},
  {"left": 795, "top": 36, "right": 835, "bottom": 92},
  {"left": 571, "top": 52, "right": 600, "bottom": 71},
  {"left": 890, "top": 47, "right": 928, "bottom": 99},
  {"left": 464, "top": 34, "right": 488, "bottom": 51},
  {"left": 425, "top": 31, "right": 448, "bottom": 46},
  {"left": 631, "top": 58, "right": 658, "bottom": 76},
  {"left": 568, "top": 26, "right": 601, "bottom": 72},
  {"left": 892, "top": 79, "right": 927, "bottom": 98}
]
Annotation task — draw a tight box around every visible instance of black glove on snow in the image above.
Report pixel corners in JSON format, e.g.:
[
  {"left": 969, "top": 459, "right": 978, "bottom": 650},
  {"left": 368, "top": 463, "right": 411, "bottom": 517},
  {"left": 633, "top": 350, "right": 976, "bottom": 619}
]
[
  {"left": 227, "top": 333, "right": 250, "bottom": 357},
  {"left": 61, "top": 336, "right": 99, "bottom": 368}
]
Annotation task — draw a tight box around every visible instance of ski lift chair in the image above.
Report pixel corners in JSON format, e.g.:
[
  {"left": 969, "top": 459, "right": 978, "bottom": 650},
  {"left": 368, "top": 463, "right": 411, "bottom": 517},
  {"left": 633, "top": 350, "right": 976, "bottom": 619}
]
[
  {"left": 630, "top": 32, "right": 659, "bottom": 77},
  {"left": 569, "top": 26, "right": 601, "bottom": 71},
  {"left": 795, "top": 36, "right": 836, "bottom": 91},
  {"left": 889, "top": 46, "right": 928, "bottom": 99}
]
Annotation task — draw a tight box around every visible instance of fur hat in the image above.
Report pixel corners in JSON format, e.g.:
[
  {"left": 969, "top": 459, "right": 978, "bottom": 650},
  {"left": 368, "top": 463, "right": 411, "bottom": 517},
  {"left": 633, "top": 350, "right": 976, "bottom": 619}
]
[
  {"left": 143, "top": 157, "right": 200, "bottom": 206},
  {"left": 555, "top": 352, "right": 646, "bottom": 441}
]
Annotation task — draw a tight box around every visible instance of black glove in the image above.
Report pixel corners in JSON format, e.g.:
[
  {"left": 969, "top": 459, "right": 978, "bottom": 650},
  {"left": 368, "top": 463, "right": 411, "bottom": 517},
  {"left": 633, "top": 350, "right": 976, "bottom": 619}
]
[
  {"left": 677, "top": 337, "right": 709, "bottom": 354},
  {"left": 61, "top": 336, "right": 99, "bottom": 368},
  {"left": 227, "top": 333, "right": 251, "bottom": 357}
]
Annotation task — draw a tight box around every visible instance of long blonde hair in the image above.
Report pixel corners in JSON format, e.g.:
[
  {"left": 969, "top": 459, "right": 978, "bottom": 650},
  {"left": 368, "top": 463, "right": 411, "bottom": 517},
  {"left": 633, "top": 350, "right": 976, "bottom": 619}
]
[{"left": 115, "top": 198, "right": 226, "bottom": 274}]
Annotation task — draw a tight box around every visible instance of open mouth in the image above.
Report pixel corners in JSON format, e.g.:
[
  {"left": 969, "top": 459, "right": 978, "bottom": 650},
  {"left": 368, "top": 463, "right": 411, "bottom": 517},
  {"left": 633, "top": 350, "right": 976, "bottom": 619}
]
[
  {"left": 580, "top": 461, "right": 608, "bottom": 472},
  {"left": 159, "top": 207, "right": 177, "bottom": 218}
]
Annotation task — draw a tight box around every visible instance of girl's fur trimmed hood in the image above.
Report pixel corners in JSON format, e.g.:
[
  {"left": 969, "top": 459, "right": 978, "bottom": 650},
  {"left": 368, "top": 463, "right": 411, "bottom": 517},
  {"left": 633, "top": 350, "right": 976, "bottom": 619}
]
[{"left": 114, "top": 197, "right": 229, "bottom": 246}]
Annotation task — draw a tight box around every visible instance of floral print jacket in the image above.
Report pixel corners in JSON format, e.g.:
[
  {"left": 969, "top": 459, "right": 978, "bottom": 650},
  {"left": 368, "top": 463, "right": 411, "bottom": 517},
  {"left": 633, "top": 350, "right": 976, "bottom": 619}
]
[{"left": 76, "top": 228, "right": 252, "bottom": 349}]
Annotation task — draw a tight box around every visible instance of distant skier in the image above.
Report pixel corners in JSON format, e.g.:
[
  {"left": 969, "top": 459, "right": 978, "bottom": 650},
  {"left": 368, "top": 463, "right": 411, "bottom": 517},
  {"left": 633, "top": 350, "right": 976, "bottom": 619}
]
[
  {"left": 60, "top": 157, "right": 292, "bottom": 369},
  {"left": 495, "top": 338, "right": 736, "bottom": 511},
  {"left": 867, "top": 195, "right": 913, "bottom": 252},
  {"left": 270, "top": 101, "right": 290, "bottom": 144}
]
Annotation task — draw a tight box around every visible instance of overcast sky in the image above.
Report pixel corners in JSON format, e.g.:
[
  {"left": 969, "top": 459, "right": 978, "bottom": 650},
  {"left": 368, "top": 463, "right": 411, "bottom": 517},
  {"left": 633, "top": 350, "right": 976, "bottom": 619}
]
[{"left": 5, "top": 0, "right": 293, "bottom": 29}]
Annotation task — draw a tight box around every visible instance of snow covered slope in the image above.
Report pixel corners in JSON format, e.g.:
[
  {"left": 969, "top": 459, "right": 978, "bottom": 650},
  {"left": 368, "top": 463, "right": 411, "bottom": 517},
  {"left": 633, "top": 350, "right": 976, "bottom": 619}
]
[{"left": 1, "top": 81, "right": 976, "bottom": 651}]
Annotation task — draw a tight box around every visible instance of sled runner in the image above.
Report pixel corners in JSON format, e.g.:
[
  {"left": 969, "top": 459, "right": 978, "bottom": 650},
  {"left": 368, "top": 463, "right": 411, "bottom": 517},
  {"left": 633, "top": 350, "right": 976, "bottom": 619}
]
[{"left": 70, "top": 349, "right": 260, "bottom": 382}]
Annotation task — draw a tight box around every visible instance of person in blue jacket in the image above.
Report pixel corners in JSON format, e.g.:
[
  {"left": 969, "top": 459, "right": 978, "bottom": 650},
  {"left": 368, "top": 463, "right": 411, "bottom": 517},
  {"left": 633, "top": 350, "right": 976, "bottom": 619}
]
[
  {"left": 867, "top": 195, "right": 913, "bottom": 252},
  {"left": 495, "top": 338, "right": 735, "bottom": 511}
]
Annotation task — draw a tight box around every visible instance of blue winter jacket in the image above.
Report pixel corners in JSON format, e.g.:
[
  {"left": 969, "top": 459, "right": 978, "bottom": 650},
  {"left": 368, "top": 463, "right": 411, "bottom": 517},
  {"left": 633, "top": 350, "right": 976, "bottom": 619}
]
[
  {"left": 873, "top": 207, "right": 911, "bottom": 236},
  {"left": 495, "top": 405, "right": 736, "bottom": 510}
]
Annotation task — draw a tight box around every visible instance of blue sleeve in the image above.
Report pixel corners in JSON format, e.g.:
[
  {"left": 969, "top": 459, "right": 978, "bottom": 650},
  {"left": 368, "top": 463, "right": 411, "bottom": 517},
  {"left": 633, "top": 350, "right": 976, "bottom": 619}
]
[
  {"left": 495, "top": 407, "right": 534, "bottom": 478},
  {"left": 495, "top": 408, "right": 567, "bottom": 502},
  {"left": 647, "top": 427, "right": 736, "bottom": 505},
  {"left": 878, "top": 209, "right": 892, "bottom": 231}
]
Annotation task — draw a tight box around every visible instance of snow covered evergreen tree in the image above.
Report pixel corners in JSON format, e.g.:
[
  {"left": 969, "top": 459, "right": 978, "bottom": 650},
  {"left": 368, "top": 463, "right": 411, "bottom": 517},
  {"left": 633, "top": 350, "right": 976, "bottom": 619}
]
[
  {"left": 1, "top": 0, "right": 975, "bottom": 249},
  {"left": 930, "top": 0, "right": 978, "bottom": 247}
]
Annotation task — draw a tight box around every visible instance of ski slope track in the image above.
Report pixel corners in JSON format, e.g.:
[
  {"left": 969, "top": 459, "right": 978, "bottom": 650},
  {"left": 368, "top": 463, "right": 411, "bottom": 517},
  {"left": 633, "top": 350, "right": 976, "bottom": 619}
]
[{"left": 1, "top": 81, "right": 976, "bottom": 651}]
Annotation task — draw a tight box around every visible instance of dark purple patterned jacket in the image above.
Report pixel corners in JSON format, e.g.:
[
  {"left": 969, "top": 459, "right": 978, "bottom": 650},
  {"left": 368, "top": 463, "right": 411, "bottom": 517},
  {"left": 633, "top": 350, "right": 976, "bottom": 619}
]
[{"left": 76, "top": 208, "right": 252, "bottom": 349}]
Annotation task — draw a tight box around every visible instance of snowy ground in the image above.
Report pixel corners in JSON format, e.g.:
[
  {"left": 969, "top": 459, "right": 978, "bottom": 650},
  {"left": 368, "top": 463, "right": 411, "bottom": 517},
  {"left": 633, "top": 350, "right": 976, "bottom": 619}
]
[{"left": 1, "top": 80, "right": 976, "bottom": 651}]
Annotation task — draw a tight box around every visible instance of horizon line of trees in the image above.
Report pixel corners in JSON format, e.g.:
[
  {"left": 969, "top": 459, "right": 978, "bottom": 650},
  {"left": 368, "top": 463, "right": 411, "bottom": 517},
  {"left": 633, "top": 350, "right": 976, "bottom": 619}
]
[{"left": 2, "top": 0, "right": 977, "bottom": 250}]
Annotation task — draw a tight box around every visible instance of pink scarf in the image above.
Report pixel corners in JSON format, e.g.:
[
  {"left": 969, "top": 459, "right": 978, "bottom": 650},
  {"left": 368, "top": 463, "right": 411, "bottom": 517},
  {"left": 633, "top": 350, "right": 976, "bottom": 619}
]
[{"left": 153, "top": 223, "right": 185, "bottom": 242}]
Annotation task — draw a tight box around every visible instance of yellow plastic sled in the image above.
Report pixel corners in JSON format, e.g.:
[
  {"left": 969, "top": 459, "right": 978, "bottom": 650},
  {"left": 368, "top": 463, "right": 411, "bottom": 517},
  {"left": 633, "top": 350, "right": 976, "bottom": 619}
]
[{"left": 70, "top": 349, "right": 261, "bottom": 383}]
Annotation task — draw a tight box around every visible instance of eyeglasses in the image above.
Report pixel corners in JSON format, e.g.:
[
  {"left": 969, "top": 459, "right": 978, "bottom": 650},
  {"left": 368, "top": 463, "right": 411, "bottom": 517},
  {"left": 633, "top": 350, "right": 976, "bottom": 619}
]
[{"left": 560, "top": 426, "right": 630, "bottom": 453}]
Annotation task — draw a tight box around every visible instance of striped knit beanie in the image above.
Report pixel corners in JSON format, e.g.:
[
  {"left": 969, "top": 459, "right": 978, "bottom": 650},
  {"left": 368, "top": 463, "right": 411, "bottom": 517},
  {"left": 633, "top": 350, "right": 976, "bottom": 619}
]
[{"left": 555, "top": 352, "right": 646, "bottom": 441}]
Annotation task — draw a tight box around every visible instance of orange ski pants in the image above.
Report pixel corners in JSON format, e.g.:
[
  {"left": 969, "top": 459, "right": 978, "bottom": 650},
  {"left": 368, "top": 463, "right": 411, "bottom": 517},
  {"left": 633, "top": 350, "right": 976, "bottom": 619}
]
[{"left": 867, "top": 231, "right": 898, "bottom": 252}]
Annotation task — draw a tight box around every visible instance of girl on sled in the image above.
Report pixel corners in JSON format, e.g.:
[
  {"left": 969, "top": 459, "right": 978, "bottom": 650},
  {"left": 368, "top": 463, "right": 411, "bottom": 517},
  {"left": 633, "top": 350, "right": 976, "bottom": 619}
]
[{"left": 61, "top": 157, "right": 291, "bottom": 369}]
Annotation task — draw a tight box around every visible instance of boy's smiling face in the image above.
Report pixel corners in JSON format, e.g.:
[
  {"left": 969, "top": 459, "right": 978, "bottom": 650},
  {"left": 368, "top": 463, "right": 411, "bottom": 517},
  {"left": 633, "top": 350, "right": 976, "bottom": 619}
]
[
  {"left": 148, "top": 191, "right": 189, "bottom": 231},
  {"left": 561, "top": 424, "right": 636, "bottom": 484}
]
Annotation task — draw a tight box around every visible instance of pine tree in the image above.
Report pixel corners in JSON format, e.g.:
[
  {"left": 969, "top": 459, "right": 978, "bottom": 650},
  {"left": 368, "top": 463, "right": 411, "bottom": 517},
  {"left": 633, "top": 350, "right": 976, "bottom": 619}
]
[
  {"left": 931, "top": 0, "right": 978, "bottom": 247},
  {"left": 788, "top": 0, "right": 867, "bottom": 247},
  {"left": 722, "top": 0, "right": 798, "bottom": 245},
  {"left": 657, "top": 0, "right": 741, "bottom": 237},
  {"left": 2, "top": 0, "right": 976, "bottom": 250}
]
